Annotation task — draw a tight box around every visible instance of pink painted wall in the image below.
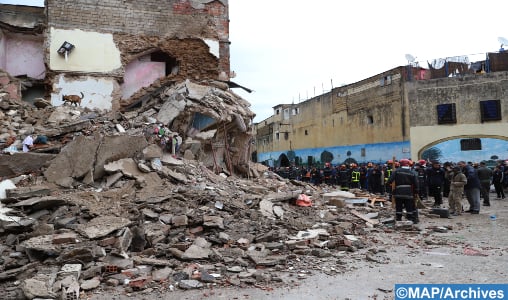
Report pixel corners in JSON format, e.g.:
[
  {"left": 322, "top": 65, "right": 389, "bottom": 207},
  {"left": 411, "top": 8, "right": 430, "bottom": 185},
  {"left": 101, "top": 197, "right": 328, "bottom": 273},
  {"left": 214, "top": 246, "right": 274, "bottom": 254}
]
[
  {"left": 121, "top": 58, "right": 165, "bottom": 99},
  {"left": 5, "top": 34, "right": 45, "bottom": 79},
  {"left": 0, "top": 34, "right": 6, "bottom": 70}
]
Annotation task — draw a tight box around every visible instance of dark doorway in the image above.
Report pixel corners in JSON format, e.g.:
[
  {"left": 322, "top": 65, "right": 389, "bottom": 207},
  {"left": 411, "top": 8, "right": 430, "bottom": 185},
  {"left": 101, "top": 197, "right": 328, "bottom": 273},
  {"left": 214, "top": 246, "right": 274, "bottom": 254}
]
[
  {"left": 279, "top": 153, "right": 290, "bottom": 167},
  {"left": 151, "top": 51, "right": 179, "bottom": 76}
]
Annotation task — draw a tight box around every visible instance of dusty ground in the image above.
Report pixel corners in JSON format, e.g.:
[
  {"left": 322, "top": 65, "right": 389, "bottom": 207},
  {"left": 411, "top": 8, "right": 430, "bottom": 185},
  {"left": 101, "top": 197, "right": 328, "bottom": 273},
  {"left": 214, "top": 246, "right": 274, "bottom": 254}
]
[{"left": 88, "top": 193, "right": 508, "bottom": 300}]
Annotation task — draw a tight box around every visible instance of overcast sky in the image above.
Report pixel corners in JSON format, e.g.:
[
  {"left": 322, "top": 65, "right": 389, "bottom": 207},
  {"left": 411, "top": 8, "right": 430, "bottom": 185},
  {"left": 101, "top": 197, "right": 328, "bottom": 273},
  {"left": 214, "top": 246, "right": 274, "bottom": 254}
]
[
  {"left": 229, "top": 0, "right": 508, "bottom": 122},
  {"left": 3, "top": 0, "right": 508, "bottom": 122}
]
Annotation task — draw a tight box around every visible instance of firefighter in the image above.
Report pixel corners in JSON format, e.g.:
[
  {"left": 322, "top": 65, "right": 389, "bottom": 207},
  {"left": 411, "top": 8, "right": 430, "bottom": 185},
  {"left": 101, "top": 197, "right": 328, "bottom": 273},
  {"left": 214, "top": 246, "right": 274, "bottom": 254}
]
[
  {"left": 415, "top": 159, "right": 428, "bottom": 200},
  {"left": 350, "top": 163, "right": 361, "bottom": 189},
  {"left": 366, "top": 162, "right": 374, "bottom": 192},
  {"left": 384, "top": 162, "right": 393, "bottom": 197},
  {"left": 426, "top": 160, "right": 446, "bottom": 207},
  {"left": 370, "top": 163, "right": 384, "bottom": 194},
  {"left": 323, "top": 163, "right": 333, "bottom": 185},
  {"left": 338, "top": 164, "right": 350, "bottom": 191},
  {"left": 387, "top": 159, "right": 419, "bottom": 223},
  {"left": 359, "top": 163, "right": 368, "bottom": 190}
]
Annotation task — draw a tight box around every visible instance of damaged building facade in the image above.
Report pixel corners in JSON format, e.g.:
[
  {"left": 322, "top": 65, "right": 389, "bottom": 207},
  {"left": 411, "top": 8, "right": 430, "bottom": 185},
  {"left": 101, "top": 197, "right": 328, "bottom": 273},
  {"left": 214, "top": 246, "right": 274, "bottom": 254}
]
[
  {"left": 1, "top": 0, "right": 256, "bottom": 177},
  {"left": 256, "top": 53, "right": 508, "bottom": 167}
]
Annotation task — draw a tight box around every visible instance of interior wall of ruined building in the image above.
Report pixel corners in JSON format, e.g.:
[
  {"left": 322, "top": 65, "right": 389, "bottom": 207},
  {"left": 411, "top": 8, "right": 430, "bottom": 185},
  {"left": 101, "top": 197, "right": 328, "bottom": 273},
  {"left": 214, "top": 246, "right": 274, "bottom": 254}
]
[
  {"left": 0, "top": 30, "right": 45, "bottom": 103},
  {"left": 115, "top": 35, "right": 222, "bottom": 109},
  {"left": 44, "top": 0, "right": 231, "bottom": 112},
  {"left": 1, "top": 1, "right": 257, "bottom": 178}
]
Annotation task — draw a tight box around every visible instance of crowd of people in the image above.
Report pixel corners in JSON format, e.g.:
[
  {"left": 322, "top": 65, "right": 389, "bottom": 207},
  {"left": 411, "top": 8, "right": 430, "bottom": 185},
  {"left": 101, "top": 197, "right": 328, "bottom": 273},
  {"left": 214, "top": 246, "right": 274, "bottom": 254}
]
[{"left": 272, "top": 158, "right": 508, "bottom": 223}]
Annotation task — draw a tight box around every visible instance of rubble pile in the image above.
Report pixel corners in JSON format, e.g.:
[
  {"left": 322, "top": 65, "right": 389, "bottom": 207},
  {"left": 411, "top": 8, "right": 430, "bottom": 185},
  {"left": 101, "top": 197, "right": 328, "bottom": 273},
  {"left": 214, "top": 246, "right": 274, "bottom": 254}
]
[
  {"left": 0, "top": 162, "right": 399, "bottom": 299},
  {"left": 0, "top": 78, "right": 465, "bottom": 299}
]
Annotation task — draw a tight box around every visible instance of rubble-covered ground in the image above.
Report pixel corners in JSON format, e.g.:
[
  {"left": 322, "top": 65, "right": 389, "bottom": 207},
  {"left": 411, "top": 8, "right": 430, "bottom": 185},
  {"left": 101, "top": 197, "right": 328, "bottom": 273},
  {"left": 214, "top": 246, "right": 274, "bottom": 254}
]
[{"left": 1, "top": 79, "right": 507, "bottom": 300}]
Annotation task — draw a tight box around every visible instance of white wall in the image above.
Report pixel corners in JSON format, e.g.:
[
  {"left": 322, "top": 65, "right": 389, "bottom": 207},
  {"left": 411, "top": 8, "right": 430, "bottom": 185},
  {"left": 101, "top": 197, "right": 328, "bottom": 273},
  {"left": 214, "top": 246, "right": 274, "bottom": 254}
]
[{"left": 51, "top": 75, "right": 115, "bottom": 110}]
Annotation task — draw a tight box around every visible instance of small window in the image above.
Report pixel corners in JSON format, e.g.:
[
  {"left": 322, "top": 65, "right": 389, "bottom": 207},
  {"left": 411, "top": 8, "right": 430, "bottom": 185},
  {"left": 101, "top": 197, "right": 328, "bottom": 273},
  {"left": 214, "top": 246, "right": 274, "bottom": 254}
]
[
  {"left": 284, "top": 132, "right": 289, "bottom": 140},
  {"left": 436, "top": 103, "right": 457, "bottom": 124},
  {"left": 275, "top": 132, "right": 279, "bottom": 140},
  {"left": 305, "top": 130, "right": 308, "bottom": 135},
  {"left": 379, "top": 75, "right": 392, "bottom": 86},
  {"left": 460, "top": 138, "right": 482, "bottom": 151},
  {"left": 283, "top": 109, "right": 290, "bottom": 120},
  {"left": 367, "top": 115, "right": 374, "bottom": 124},
  {"left": 480, "top": 100, "right": 501, "bottom": 122},
  {"left": 276, "top": 109, "right": 280, "bottom": 115}
]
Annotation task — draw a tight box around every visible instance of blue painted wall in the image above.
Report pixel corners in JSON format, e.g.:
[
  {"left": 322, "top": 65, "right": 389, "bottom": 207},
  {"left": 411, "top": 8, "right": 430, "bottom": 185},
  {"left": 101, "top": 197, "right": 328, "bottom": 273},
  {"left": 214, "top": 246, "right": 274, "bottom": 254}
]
[
  {"left": 258, "top": 141, "right": 410, "bottom": 167},
  {"left": 258, "top": 138, "right": 508, "bottom": 167},
  {"left": 422, "top": 138, "right": 508, "bottom": 164}
]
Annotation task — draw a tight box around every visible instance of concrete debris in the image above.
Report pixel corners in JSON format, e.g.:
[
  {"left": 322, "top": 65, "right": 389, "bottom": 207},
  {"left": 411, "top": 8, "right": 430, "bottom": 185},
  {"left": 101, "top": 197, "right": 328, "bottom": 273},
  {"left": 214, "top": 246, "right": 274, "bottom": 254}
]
[
  {"left": 0, "top": 79, "right": 461, "bottom": 299},
  {"left": 77, "top": 216, "right": 132, "bottom": 239}
]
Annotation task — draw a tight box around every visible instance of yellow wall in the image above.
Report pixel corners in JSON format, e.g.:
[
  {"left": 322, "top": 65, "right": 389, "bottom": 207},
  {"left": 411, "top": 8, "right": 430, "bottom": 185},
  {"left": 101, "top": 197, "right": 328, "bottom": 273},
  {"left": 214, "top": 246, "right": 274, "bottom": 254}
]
[
  {"left": 410, "top": 123, "right": 507, "bottom": 160},
  {"left": 257, "top": 69, "right": 408, "bottom": 154},
  {"left": 49, "top": 28, "right": 122, "bottom": 72}
]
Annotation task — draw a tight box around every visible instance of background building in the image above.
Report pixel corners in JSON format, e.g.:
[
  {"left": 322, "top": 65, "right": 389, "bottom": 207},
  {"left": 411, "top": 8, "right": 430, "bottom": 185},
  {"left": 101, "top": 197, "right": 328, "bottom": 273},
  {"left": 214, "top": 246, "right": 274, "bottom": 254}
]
[{"left": 256, "top": 53, "right": 508, "bottom": 167}]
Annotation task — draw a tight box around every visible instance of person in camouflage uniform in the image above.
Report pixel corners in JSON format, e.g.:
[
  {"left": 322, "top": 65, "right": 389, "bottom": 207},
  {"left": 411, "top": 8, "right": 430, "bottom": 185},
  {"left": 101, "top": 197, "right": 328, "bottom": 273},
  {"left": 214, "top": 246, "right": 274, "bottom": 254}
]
[{"left": 448, "top": 165, "right": 467, "bottom": 216}]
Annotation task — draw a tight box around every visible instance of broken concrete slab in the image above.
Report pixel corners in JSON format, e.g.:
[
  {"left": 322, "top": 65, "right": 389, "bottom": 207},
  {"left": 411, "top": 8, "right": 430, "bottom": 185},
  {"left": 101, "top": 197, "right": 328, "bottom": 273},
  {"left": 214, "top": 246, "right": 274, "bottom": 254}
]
[
  {"left": 152, "top": 267, "right": 173, "bottom": 281},
  {"left": 103, "top": 255, "right": 134, "bottom": 270},
  {"left": 44, "top": 135, "right": 100, "bottom": 185},
  {"left": 133, "top": 256, "right": 174, "bottom": 267},
  {"left": 44, "top": 134, "right": 148, "bottom": 185},
  {"left": 0, "top": 152, "right": 56, "bottom": 177},
  {"left": 3, "top": 217, "right": 37, "bottom": 232},
  {"left": 142, "top": 144, "right": 163, "bottom": 160},
  {"left": 0, "top": 179, "right": 16, "bottom": 200},
  {"left": 105, "top": 158, "right": 163, "bottom": 187},
  {"left": 182, "top": 245, "right": 211, "bottom": 260},
  {"left": 22, "top": 234, "right": 61, "bottom": 259},
  {"left": 171, "top": 215, "right": 188, "bottom": 227},
  {"left": 105, "top": 158, "right": 144, "bottom": 178},
  {"left": 77, "top": 216, "right": 131, "bottom": 239},
  {"left": 81, "top": 277, "right": 101, "bottom": 290},
  {"left": 105, "top": 172, "right": 123, "bottom": 187},
  {"left": 203, "top": 215, "right": 224, "bottom": 229},
  {"left": 52, "top": 232, "right": 78, "bottom": 245},
  {"left": 4, "top": 185, "right": 51, "bottom": 200},
  {"left": 259, "top": 199, "right": 274, "bottom": 218},
  {"left": 247, "top": 250, "right": 287, "bottom": 266},
  {"left": 59, "top": 247, "right": 96, "bottom": 263},
  {"left": 160, "top": 166, "right": 187, "bottom": 183},
  {"left": 22, "top": 277, "right": 56, "bottom": 299},
  {"left": 11, "top": 196, "right": 66, "bottom": 212},
  {"left": 178, "top": 279, "right": 203, "bottom": 289}
]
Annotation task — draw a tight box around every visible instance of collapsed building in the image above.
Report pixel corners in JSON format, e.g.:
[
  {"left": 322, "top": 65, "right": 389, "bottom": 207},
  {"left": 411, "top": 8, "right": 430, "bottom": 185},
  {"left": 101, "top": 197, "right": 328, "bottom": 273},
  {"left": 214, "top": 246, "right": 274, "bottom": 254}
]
[{"left": 0, "top": 0, "right": 255, "bottom": 178}]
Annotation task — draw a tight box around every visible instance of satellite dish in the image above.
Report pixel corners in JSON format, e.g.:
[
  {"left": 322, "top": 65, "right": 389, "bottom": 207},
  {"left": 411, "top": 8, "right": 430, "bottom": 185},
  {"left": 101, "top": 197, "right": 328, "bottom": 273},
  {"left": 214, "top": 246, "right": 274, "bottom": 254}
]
[
  {"left": 498, "top": 37, "right": 508, "bottom": 46},
  {"left": 405, "top": 54, "right": 416, "bottom": 62}
]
